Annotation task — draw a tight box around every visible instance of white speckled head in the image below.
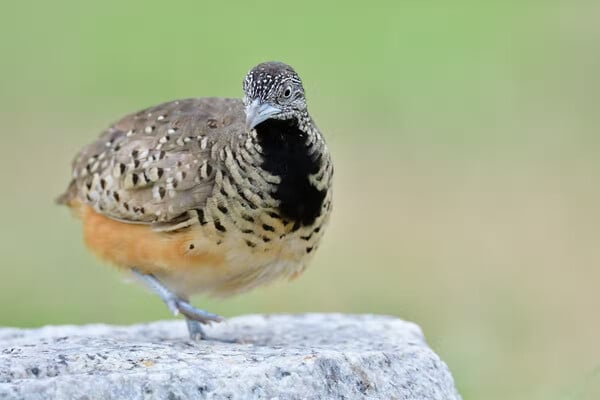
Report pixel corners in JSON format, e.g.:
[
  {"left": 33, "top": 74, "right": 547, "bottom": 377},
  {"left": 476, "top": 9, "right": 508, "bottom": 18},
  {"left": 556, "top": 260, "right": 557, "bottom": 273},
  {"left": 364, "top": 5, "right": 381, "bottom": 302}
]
[{"left": 243, "top": 62, "right": 307, "bottom": 129}]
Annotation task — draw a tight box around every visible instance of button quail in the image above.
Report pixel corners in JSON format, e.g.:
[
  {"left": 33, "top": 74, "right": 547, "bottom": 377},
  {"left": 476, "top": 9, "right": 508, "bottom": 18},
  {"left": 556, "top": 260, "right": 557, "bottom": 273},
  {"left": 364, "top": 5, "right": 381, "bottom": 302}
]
[{"left": 58, "top": 62, "right": 333, "bottom": 339}]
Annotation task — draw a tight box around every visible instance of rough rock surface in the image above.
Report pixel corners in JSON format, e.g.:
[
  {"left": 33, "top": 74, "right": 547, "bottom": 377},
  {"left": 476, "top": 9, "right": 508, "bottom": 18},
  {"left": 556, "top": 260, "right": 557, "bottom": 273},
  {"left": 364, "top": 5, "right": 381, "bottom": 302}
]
[{"left": 0, "top": 314, "right": 460, "bottom": 399}]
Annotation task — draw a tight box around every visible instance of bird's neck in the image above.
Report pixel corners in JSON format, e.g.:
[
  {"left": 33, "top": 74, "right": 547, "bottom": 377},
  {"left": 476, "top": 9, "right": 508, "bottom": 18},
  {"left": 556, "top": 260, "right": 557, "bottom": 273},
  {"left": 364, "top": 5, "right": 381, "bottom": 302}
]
[{"left": 254, "top": 117, "right": 311, "bottom": 150}]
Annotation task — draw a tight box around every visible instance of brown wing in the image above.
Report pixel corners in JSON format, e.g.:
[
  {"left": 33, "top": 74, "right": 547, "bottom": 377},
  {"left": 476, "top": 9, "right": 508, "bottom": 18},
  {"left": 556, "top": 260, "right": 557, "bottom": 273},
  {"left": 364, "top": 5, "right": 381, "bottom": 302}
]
[{"left": 59, "top": 97, "right": 246, "bottom": 227}]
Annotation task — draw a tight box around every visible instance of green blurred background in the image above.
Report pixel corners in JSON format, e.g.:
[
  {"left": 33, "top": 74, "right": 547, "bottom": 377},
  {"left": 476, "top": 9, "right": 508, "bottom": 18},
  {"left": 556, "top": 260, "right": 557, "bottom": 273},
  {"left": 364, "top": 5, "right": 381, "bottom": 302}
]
[{"left": 1, "top": 1, "right": 598, "bottom": 399}]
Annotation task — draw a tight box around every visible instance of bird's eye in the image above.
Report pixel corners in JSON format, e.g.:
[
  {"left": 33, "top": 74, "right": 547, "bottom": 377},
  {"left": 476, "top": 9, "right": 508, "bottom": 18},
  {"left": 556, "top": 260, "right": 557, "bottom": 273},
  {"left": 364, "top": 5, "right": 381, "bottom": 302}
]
[{"left": 283, "top": 87, "right": 292, "bottom": 98}]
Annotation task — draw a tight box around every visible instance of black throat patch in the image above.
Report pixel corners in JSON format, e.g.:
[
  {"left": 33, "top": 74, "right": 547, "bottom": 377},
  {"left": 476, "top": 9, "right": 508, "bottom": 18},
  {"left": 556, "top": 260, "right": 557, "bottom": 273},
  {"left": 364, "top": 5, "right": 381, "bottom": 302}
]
[{"left": 255, "top": 119, "right": 326, "bottom": 226}]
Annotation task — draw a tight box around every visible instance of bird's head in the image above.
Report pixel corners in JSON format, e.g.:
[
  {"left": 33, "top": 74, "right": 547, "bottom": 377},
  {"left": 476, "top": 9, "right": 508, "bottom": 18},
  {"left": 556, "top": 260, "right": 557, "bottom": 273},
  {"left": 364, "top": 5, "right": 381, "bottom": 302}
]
[{"left": 243, "top": 61, "right": 307, "bottom": 130}]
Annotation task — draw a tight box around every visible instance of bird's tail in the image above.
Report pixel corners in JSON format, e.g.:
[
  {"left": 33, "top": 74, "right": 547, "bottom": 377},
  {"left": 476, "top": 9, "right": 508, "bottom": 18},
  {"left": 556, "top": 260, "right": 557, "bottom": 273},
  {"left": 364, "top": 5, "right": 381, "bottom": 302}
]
[{"left": 55, "top": 180, "right": 77, "bottom": 206}]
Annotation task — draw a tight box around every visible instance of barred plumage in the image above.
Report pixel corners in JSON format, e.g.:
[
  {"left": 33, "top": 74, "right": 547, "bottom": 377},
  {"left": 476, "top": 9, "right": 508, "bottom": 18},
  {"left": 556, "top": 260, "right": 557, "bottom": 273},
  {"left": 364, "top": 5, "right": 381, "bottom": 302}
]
[{"left": 59, "top": 62, "right": 332, "bottom": 338}]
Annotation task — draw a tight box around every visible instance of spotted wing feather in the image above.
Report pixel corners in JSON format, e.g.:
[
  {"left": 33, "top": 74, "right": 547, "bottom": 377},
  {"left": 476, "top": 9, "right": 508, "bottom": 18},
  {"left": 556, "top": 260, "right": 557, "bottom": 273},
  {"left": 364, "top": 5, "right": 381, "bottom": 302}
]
[{"left": 61, "top": 97, "right": 246, "bottom": 227}]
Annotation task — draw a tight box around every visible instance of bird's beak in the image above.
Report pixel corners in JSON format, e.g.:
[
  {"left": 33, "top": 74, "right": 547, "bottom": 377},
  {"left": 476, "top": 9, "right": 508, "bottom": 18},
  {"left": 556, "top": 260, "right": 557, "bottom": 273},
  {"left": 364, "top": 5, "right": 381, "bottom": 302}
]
[{"left": 245, "top": 99, "right": 282, "bottom": 130}]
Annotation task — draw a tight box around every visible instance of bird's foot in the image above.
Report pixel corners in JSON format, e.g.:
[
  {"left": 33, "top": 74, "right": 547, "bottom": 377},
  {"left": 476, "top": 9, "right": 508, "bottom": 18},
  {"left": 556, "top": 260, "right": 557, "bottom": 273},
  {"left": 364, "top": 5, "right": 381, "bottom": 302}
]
[
  {"left": 131, "top": 268, "right": 224, "bottom": 340},
  {"left": 175, "top": 299, "right": 224, "bottom": 324}
]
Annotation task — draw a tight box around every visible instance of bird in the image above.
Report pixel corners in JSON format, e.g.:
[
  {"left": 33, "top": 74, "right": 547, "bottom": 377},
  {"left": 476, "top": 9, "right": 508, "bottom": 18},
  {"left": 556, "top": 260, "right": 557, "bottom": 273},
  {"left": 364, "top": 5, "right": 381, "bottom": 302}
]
[{"left": 58, "top": 61, "right": 333, "bottom": 340}]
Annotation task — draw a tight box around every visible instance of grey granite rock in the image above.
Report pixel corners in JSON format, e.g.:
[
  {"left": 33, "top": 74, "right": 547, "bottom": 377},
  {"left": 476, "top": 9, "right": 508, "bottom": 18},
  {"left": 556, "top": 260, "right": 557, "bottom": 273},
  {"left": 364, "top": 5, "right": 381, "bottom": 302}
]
[{"left": 0, "top": 314, "right": 460, "bottom": 400}]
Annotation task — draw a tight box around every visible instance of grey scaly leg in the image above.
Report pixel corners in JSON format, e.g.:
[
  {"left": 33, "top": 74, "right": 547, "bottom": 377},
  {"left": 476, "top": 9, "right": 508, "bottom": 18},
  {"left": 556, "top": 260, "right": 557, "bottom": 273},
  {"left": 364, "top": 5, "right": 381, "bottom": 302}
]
[
  {"left": 131, "top": 268, "right": 223, "bottom": 340},
  {"left": 186, "top": 319, "right": 206, "bottom": 341}
]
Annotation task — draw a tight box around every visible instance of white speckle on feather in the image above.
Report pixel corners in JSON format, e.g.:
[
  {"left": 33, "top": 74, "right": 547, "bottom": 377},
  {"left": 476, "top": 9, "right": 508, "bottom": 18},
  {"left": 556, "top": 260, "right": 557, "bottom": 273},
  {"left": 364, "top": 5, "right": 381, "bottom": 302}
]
[{"left": 200, "top": 137, "right": 209, "bottom": 150}]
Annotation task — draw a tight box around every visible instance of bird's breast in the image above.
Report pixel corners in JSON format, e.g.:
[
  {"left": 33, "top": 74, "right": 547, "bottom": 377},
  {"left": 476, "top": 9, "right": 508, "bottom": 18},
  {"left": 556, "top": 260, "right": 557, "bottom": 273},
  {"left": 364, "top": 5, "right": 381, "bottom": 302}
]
[{"left": 254, "top": 118, "right": 328, "bottom": 227}]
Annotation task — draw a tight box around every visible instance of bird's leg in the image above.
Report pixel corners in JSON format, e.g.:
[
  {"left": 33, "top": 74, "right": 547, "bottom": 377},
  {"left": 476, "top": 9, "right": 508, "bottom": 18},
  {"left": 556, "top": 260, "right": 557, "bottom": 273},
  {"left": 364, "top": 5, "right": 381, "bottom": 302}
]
[
  {"left": 131, "top": 268, "right": 223, "bottom": 340},
  {"left": 185, "top": 312, "right": 207, "bottom": 341},
  {"left": 132, "top": 268, "right": 180, "bottom": 315}
]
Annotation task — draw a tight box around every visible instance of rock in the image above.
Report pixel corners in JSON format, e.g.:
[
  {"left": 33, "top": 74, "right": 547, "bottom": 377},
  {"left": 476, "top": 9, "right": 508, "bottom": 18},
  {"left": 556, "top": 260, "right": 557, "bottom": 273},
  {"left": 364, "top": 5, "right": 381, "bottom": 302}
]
[{"left": 0, "top": 314, "right": 460, "bottom": 399}]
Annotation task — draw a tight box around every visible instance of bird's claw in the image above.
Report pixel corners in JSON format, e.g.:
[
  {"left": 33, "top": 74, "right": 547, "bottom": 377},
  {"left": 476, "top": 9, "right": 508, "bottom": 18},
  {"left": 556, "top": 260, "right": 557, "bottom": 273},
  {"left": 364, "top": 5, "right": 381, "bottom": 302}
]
[{"left": 165, "top": 297, "right": 180, "bottom": 316}]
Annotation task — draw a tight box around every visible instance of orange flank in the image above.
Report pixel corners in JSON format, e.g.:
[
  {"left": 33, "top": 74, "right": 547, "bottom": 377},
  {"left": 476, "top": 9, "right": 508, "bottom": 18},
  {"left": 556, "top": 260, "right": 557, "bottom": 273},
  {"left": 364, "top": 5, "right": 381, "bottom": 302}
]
[
  {"left": 68, "top": 201, "right": 312, "bottom": 298},
  {"left": 76, "top": 203, "right": 224, "bottom": 276}
]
